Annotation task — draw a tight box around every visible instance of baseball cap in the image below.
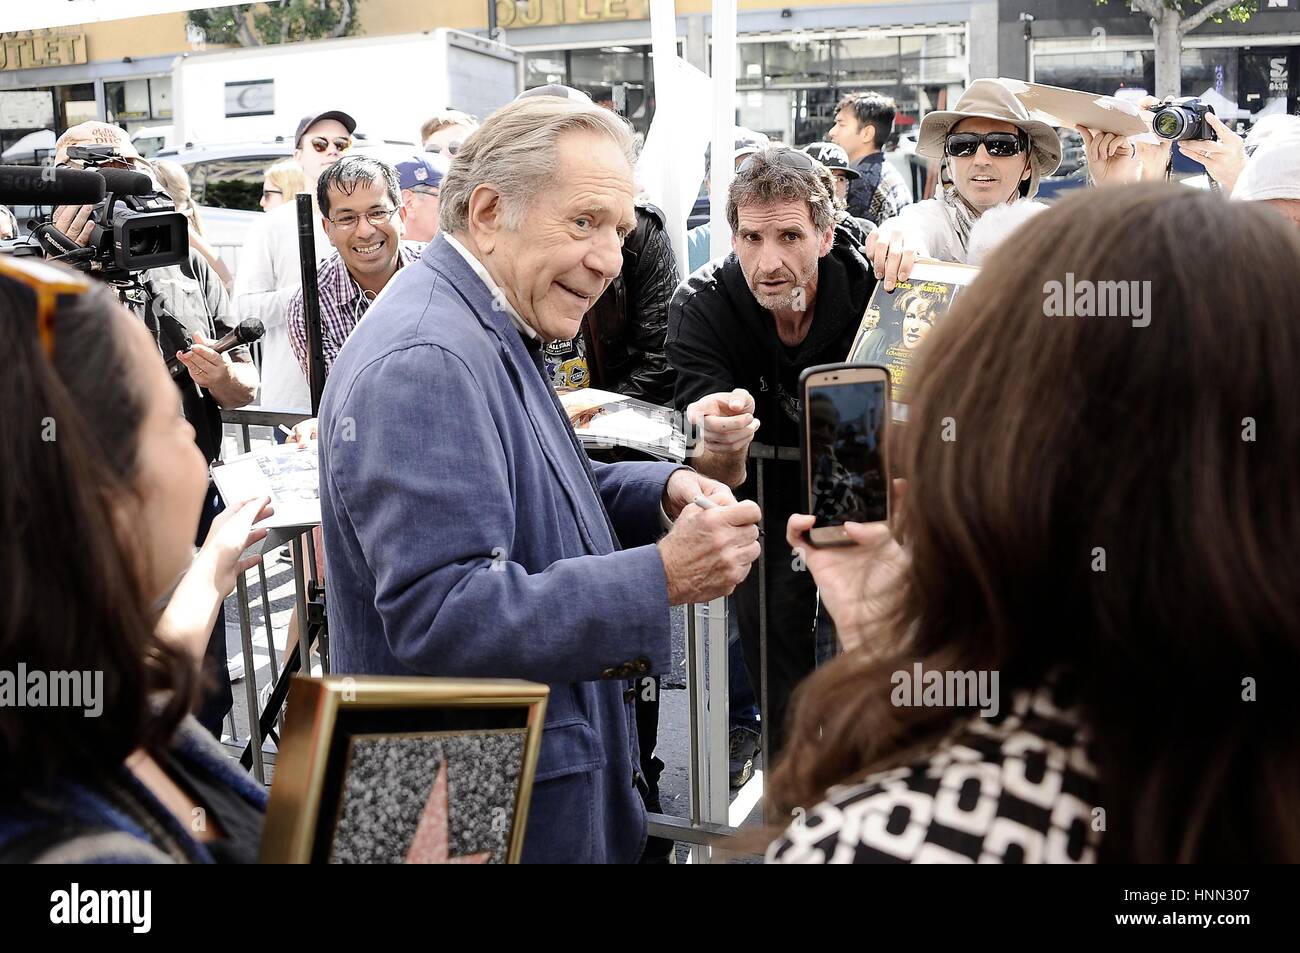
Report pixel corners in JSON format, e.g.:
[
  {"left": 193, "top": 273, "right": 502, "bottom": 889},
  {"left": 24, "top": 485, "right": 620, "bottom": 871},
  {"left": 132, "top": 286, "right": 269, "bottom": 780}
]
[
  {"left": 395, "top": 152, "right": 449, "bottom": 192},
  {"left": 802, "top": 141, "right": 861, "bottom": 178},
  {"left": 53, "top": 120, "right": 149, "bottom": 171},
  {"left": 294, "top": 110, "right": 358, "bottom": 148},
  {"left": 516, "top": 84, "right": 593, "bottom": 103}
]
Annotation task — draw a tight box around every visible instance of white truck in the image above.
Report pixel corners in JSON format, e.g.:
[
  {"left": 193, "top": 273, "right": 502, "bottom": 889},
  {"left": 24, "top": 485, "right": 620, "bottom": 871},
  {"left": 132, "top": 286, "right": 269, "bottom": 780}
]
[{"left": 170, "top": 28, "right": 522, "bottom": 148}]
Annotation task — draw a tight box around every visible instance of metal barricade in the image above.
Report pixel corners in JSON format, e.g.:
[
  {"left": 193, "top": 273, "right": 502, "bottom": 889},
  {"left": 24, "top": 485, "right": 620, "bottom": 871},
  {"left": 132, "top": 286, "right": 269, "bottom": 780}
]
[
  {"left": 648, "top": 442, "right": 801, "bottom": 863},
  {"left": 219, "top": 407, "right": 319, "bottom": 784},
  {"left": 217, "top": 411, "right": 799, "bottom": 859}
]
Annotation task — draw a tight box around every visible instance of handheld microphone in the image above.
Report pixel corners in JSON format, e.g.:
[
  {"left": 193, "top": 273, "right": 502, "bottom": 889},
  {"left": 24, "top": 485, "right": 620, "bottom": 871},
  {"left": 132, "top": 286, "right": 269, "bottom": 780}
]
[
  {"left": 167, "top": 318, "right": 266, "bottom": 381},
  {"left": 97, "top": 168, "right": 155, "bottom": 197},
  {"left": 0, "top": 165, "right": 105, "bottom": 206}
]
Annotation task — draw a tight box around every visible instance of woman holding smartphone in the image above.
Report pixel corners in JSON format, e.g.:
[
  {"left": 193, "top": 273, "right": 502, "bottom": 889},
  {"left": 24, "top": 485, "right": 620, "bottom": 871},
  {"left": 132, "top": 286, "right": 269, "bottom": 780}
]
[
  {"left": 771, "top": 183, "right": 1300, "bottom": 864},
  {"left": 0, "top": 257, "right": 271, "bottom": 863}
]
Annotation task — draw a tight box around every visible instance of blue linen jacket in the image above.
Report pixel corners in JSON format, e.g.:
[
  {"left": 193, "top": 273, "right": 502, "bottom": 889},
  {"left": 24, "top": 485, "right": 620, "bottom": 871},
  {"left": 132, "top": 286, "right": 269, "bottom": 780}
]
[{"left": 317, "top": 235, "right": 680, "bottom": 864}]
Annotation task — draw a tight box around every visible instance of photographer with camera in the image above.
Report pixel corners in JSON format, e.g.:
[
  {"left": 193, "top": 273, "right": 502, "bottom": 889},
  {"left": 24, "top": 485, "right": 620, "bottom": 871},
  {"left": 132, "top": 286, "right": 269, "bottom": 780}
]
[{"left": 43, "top": 121, "right": 260, "bottom": 737}]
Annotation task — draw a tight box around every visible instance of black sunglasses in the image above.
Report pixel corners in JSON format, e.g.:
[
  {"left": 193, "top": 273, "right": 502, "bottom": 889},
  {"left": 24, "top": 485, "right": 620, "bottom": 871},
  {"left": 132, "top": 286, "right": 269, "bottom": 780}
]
[
  {"left": 944, "top": 131, "right": 1027, "bottom": 159},
  {"left": 738, "top": 148, "right": 817, "bottom": 175}
]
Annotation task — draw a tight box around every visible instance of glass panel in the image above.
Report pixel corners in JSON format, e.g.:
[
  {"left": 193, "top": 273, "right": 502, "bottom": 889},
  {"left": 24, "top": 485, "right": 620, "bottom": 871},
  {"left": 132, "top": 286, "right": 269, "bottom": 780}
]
[
  {"left": 834, "top": 36, "right": 898, "bottom": 85},
  {"left": 151, "top": 76, "right": 173, "bottom": 119},
  {"left": 524, "top": 53, "right": 566, "bottom": 89},
  {"left": 105, "top": 78, "right": 151, "bottom": 122},
  {"left": 763, "top": 38, "right": 831, "bottom": 86},
  {"left": 1033, "top": 50, "right": 1154, "bottom": 96},
  {"left": 188, "top": 157, "right": 276, "bottom": 211},
  {"left": 56, "top": 83, "right": 97, "bottom": 131},
  {"left": 569, "top": 47, "right": 653, "bottom": 136},
  {"left": 737, "top": 41, "right": 763, "bottom": 89}
]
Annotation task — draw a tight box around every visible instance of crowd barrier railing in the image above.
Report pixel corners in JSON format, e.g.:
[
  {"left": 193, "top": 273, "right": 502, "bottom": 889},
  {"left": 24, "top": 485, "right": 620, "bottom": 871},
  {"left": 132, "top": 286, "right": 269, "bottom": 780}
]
[{"left": 220, "top": 409, "right": 794, "bottom": 860}]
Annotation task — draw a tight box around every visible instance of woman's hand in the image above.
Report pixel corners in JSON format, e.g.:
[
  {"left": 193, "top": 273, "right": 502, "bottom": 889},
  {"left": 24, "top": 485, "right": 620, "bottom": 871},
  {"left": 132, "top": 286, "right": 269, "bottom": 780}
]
[
  {"left": 1176, "top": 112, "right": 1247, "bottom": 193},
  {"left": 196, "top": 495, "right": 274, "bottom": 597},
  {"left": 786, "top": 513, "right": 908, "bottom": 654},
  {"left": 157, "top": 496, "right": 273, "bottom": 660}
]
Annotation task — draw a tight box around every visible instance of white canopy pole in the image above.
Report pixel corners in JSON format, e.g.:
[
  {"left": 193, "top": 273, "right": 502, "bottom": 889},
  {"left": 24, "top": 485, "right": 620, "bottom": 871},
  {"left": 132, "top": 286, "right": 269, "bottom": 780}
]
[{"left": 708, "top": 0, "right": 737, "bottom": 261}]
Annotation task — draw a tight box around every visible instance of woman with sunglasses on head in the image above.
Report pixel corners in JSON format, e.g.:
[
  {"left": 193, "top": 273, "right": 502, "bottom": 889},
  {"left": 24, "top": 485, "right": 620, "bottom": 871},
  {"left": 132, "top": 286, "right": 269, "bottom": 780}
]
[
  {"left": 0, "top": 257, "right": 273, "bottom": 863},
  {"left": 769, "top": 184, "right": 1300, "bottom": 864}
]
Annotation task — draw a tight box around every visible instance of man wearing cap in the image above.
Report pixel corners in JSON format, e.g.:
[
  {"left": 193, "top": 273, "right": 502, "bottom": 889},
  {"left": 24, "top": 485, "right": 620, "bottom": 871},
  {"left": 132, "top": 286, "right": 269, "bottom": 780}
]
[
  {"left": 828, "top": 92, "right": 913, "bottom": 226},
  {"left": 396, "top": 152, "right": 449, "bottom": 243},
  {"left": 234, "top": 110, "right": 356, "bottom": 415},
  {"left": 802, "top": 141, "right": 859, "bottom": 207},
  {"left": 803, "top": 141, "right": 876, "bottom": 248}
]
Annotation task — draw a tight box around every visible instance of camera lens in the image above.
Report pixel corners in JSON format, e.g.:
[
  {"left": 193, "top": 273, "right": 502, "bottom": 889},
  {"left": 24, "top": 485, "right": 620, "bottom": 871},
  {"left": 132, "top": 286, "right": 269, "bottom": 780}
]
[{"left": 1153, "top": 108, "right": 1185, "bottom": 139}]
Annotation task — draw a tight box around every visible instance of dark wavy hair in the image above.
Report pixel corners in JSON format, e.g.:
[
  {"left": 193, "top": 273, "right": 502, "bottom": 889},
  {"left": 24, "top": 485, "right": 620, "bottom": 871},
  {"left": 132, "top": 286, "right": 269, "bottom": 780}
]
[
  {"left": 770, "top": 184, "right": 1300, "bottom": 863},
  {"left": 0, "top": 268, "right": 198, "bottom": 790}
]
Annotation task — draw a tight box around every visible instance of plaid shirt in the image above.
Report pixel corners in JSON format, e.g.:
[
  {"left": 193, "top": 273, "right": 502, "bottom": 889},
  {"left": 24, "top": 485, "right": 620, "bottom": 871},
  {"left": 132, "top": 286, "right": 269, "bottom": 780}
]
[
  {"left": 287, "top": 242, "right": 424, "bottom": 379},
  {"left": 846, "top": 153, "right": 913, "bottom": 227}
]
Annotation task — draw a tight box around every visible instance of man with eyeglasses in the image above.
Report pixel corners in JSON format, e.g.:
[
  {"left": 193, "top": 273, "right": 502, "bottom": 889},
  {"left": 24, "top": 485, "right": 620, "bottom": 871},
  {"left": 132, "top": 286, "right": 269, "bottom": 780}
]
[
  {"left": 286, "top": 155, "right": 422, "bottom": 382},
  {"left": 234, "top": 109, "right": 356, "bottom": 418},
  {"left": 666, "top": 146, "right": 879, "bottom": 761}
]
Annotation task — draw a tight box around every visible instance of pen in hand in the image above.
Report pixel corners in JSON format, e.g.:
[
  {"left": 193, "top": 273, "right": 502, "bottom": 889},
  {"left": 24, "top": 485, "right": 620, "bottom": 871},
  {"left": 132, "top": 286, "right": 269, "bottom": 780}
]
[{"left": 693, "top": 495, "right": 763, "bottom": 537}]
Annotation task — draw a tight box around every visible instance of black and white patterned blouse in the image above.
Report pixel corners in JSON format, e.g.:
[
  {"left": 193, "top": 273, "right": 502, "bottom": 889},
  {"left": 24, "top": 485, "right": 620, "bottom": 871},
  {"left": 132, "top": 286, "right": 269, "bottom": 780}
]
[{"left": 766, "top": 679, "right": 1102, "bottom": 864}]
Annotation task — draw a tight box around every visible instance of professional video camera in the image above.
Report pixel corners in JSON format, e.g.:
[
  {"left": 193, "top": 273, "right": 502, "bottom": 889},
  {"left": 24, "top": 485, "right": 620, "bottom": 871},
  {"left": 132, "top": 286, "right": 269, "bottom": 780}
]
[{"left": 36, "top": 144, "right": 189, "bottom": 280}]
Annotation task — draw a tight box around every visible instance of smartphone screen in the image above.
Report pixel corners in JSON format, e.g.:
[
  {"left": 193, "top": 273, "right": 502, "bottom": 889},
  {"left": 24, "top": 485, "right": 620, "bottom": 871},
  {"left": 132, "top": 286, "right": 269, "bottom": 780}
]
[{"left": 807, "top": 375, "right": 890, "bottom": 530}]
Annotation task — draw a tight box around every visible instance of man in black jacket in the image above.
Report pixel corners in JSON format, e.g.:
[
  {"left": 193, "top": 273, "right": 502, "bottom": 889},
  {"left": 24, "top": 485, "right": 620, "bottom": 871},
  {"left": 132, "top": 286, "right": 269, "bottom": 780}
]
[{"left": 666, "top": 147, "right": 877, "bottom": 761}]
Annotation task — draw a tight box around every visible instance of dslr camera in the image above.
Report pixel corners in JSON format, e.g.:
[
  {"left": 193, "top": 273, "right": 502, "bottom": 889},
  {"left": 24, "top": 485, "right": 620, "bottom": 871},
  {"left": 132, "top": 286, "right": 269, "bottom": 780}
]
[
  {"left": 41, "top": 144, "right": 189, "bottom": 280},
  {"left": 1151, "top": 97, "right": 1216, "bottom": 142}
]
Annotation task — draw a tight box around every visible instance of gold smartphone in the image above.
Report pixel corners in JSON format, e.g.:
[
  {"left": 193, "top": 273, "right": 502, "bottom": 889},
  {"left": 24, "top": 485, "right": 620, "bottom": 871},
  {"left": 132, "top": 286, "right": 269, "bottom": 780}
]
[{"left": 800, "top": 363, "right": 891, "bottom": 547}]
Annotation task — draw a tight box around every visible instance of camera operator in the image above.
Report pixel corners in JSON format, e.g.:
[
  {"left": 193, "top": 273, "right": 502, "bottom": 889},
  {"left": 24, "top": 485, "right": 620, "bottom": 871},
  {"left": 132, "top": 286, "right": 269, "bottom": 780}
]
[{"left": 48, "top": 122, "right": 260, "bottom": 737}]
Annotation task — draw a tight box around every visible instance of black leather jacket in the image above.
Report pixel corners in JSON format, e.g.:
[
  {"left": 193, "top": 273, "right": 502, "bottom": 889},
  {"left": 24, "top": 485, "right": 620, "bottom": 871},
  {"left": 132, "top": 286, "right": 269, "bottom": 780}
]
[{"left": 581, "top": 203, "right": 679, "bottom": 407}]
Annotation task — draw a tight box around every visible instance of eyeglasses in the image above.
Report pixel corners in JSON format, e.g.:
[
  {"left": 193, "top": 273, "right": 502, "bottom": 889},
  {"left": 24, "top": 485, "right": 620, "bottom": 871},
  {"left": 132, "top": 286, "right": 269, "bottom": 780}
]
[
  {"left": 309, "top": 136, "right": 353, "bottom": 154},
  {"left": 0, "top": 254, "right": 93, "bottom": 359},
  {"left": 737, "top": 148, "right": 818, "bottom": 175},
  {"left": 425, "top": 141, "right": 462, "bottom": 156},
  {"left": 944, "top": 132, "right": 1027, "bottom": 159},
  {"left": 261, "top": 188, "right": 283, "bottom": 199},
  {"left": 328, "top": 206, "right": 399, "bottom": 231}
]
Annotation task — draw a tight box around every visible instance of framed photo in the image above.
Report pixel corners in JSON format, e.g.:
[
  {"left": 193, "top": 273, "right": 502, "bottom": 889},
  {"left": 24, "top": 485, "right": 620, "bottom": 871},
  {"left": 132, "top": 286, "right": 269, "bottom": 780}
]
[
  {"left": 847, "top": 258, "right": 979, "bottom": 419},
  {"left": 261, "top": 676, "right": 549, "bottom": 864}
]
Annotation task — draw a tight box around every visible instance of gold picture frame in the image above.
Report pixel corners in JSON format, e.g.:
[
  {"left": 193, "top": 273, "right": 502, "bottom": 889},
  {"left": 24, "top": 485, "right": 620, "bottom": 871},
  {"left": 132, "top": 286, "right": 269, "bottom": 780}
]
[{"left": 261, "top": 676, "right": 549, "bottom": 864}]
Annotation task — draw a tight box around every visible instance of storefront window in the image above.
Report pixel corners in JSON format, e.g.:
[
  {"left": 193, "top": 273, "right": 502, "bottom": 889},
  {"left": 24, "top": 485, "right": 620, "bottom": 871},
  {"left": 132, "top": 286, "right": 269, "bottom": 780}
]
[
  {"left": 521, "top": 46, "right": 657, "bottom": 136},
  {"left": 106, "top": 77, "right": 173, "bottom": 133},
  {"left": 761, "top": 38, "right": 832, "bottom": 86},
  {"left": 1034, "top": 45, "right": 1297, "bottom": 122}
]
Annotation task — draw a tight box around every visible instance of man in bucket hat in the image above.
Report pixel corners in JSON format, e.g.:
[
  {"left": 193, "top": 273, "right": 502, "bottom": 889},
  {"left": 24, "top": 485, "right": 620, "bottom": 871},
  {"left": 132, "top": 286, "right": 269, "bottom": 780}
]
[{"left": 867, "top": 78, "right": 1063, "bottom": 287}]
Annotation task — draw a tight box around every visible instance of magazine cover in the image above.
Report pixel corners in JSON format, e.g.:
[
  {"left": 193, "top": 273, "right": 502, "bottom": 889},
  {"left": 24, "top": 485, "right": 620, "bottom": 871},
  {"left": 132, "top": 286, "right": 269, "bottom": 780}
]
[
  {"left": 558, "top": 387, "right": 687, "bottom": 463},
  {"left": 847, "top": 258, "right": 980, "bottom": 415},
  {"left": 211, "top": 443, "right": 321, "bottom": 529}
]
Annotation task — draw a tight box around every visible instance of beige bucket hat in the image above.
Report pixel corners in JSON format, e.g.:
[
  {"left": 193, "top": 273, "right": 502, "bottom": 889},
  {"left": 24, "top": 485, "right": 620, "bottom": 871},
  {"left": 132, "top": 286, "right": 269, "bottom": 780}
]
[{"left": 917, "top": 78, "right": 1062, "bottom": 198}]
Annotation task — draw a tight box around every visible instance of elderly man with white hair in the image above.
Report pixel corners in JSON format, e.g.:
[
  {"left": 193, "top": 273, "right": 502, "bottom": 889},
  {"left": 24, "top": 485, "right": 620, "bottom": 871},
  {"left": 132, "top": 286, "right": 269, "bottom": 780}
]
[{"left": 317, "top": 95, "right": 762, "bottom": 863}]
